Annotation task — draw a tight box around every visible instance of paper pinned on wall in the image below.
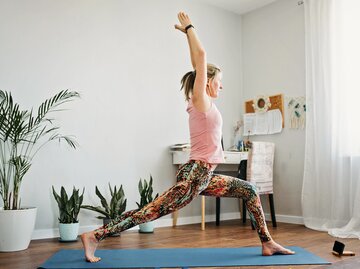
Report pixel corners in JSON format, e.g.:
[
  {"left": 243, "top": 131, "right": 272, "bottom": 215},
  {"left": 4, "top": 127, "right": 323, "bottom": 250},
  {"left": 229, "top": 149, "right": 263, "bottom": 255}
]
[
  {"left": 243, "top": 109, "right": 282, "bottom": 136},
  {"left": 287, "top": 96, "right": 306, "bottom": 129}
]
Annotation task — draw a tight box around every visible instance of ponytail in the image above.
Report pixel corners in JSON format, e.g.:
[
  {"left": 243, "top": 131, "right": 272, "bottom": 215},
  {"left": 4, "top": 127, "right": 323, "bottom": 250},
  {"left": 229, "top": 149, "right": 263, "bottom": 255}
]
[
  {"left": 180, "top": 71, "right": 196, "bottom": 101},
  {"left": 180, "top": 63, "right": 221, "bottom": 101}
]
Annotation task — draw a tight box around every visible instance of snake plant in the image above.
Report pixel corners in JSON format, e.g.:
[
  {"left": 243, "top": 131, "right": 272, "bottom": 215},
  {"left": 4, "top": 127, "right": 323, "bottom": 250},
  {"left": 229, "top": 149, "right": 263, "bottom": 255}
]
[
  {"left": 136, "top": 175, "right": 159, "bottom": 209},
  {"left": 52, "top": 186, "right": 84, "bottom": 223},
  {"left": 81, "top": 183, "right": 127, "bottom": 220}
]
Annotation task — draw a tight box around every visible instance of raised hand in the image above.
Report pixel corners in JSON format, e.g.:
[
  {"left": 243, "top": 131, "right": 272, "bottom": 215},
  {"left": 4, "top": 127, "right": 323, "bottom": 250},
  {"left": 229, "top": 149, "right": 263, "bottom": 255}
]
[{"left": 175, "top": 11, "right": 192, "bottom": 33}]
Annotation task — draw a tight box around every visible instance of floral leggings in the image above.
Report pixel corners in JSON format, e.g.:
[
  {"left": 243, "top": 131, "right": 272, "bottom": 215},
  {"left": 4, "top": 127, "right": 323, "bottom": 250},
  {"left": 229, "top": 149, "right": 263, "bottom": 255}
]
[{"left": 94, "top": 160, "right": 272, "bottom": 242}]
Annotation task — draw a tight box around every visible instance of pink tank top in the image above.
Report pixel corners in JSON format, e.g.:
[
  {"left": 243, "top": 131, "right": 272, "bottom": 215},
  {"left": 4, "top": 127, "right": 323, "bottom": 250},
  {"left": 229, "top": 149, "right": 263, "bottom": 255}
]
[{"left": 187, "top": 99, "right": 225, "bottom": 164}]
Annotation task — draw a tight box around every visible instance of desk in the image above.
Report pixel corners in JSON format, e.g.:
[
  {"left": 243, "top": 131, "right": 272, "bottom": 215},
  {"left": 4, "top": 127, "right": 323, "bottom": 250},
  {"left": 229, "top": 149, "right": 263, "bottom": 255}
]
[{"left": 171, "top": 150, "right": 248, "bottom": 230}]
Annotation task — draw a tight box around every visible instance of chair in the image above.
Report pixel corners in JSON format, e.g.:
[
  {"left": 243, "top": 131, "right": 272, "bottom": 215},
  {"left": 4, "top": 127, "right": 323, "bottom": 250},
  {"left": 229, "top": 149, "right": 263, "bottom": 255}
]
[{"left": 215, "top": 141, "right": 277, "bottom": 228}]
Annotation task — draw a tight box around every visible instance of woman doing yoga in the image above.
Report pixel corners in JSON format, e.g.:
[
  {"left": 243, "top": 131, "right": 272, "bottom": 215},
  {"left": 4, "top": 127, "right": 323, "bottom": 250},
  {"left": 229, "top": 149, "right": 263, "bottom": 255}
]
[{"left": 81, "top": 11, "right": 295, "bottom": 263}]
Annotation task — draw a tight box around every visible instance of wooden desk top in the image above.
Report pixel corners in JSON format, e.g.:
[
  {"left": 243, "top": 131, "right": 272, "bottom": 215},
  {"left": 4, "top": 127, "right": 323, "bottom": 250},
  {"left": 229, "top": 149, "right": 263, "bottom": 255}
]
[{"left": 171, "top": 150, "right": 248, "bottom": 165}]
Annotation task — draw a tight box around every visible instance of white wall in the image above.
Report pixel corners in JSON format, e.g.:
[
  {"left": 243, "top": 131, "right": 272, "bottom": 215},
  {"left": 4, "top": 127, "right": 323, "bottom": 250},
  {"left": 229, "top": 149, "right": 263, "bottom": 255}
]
[
  {"left": 242, "top": 0, "right": 305, "bottom": 219},
  {"left": 0, "top": 0, "right": 243, "bottom": 238}
]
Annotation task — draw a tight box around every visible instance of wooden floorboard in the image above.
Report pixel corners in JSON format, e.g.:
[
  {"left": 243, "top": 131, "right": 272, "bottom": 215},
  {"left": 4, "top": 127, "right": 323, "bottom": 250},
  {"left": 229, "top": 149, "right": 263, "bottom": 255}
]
[{"left": 0, "top": 220, "right": 359, "bottom": 269}]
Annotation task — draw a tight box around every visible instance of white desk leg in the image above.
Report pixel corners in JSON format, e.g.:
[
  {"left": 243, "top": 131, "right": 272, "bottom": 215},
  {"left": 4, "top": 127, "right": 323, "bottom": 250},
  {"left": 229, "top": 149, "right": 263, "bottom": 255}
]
[{"left": 201, "top": 196, "right": 205, "bottom": 230}]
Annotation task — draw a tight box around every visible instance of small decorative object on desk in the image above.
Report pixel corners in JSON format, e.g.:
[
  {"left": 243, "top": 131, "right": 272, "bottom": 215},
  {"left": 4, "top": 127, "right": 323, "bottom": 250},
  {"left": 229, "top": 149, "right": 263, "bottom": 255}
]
[
  {"left": 231, "top": 120, "right": 243, "bottom": 151},
  {"left": 236, "top": 140, "right": 251, "bottom": 152},
  {"left": 170, "top": 143, "right": 191, "bottom": 151},
  {"left": 237, "top": 140, "right": 245, "bottom": 151}
]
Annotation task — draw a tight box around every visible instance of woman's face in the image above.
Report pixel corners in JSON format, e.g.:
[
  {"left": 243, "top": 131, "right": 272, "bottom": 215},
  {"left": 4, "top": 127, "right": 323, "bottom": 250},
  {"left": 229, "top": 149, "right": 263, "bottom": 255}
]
[{"left": 207, "top": 72, "right": 223, "bottom": 98}]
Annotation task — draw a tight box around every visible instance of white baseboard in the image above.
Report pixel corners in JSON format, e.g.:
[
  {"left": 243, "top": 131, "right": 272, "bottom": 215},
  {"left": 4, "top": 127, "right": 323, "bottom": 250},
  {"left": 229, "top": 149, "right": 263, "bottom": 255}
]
[
  {"left": 31, "top": 213, "right": 304, "bottom": 240},
  {"left": 270, "top": 213, "right": 304, "bottom": 225}
]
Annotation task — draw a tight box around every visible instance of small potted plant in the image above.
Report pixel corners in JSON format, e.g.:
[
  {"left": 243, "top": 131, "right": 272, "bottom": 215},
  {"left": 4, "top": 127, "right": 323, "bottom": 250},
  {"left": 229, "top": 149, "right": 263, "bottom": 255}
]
[
  {"left": 136, "top": 175, "right": 159, "bottom": 233},
  {"left": 81, "top": 183, "right": 127, "bottom": 236},
  {"left": 52, "top": 186, "right": 84, "bottom": 241}
]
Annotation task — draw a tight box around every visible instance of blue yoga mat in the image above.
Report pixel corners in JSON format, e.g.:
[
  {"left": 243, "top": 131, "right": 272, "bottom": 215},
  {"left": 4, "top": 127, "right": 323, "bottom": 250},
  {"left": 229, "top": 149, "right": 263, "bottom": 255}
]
[{"left": 38, "top": 247, "right": 330, "bottom": 269}]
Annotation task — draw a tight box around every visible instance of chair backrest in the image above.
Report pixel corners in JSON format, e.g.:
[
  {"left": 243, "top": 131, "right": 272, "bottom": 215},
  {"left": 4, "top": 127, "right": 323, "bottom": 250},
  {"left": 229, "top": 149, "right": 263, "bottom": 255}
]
[{"left": 246, "top": 141, "right": 275, "bottom": 194}]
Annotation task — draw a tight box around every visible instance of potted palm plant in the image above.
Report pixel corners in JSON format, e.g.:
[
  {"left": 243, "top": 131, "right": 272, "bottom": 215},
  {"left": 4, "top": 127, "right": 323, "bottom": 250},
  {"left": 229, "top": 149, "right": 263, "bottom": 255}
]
[
  {"left": 81, "top": 183, "right": 127, "bottom": 236},
  {"left": 136, "top": 175, "right": 159, "bottom": 233},
  {"left": 52, "top": 186, "right": 84, "bottom": 241},
  {"left": 0, "top": 90, "right": 79, "bottom": 251}
]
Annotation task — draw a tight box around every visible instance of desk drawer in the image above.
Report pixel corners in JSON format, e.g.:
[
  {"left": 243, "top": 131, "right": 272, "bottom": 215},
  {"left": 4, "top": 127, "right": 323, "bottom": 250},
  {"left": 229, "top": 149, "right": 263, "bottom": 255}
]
[
  {"left": 224, "top": 151, "right": 248, "bottom": 164},
  {"left": 172, "top": 151, "right": 190, "bottom": 165}
]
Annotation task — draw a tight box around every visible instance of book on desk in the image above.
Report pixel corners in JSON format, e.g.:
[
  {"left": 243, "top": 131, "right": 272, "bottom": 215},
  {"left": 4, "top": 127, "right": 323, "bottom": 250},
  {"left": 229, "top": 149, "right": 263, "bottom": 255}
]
[{"left": 169, "top": 143, "right": 191, "bottom": 151}]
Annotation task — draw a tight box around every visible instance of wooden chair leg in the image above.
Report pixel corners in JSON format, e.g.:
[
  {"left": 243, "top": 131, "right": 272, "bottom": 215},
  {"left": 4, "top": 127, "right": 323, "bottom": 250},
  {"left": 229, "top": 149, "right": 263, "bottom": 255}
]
[
  {"left": 172, "top": 210, "right": 178, "bottom": 227},
  {"left": 216, "top": 197, "right": 220, "bottom": 226},
  {"left": 201, "top": 196, "right": 205, "bottom": 230},
  {"left": 268, "top": 193, "right": 277, "bottom": 227}
]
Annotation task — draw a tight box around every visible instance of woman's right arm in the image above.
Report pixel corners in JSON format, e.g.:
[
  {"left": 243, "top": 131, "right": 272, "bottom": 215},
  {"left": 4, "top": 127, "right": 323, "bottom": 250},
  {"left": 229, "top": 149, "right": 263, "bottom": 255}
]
[{"left": 175, "top": 12, "right": 210, "bottom": 112}]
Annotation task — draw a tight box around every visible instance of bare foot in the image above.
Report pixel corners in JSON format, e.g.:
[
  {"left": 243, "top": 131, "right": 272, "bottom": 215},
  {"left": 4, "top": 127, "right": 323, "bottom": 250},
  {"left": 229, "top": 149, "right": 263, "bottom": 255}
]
[
  {"left": 262, "top": 240, "right": 295, "bottom": 256},
  {"left": 80, "top": 232, "right": 101, "bottom": 262}
]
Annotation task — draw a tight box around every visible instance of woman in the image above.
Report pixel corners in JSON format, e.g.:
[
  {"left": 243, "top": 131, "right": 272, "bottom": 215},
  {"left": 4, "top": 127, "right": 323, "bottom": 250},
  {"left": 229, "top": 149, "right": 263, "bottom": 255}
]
[{"left": 81, "top": 11, "right": 295, "bottom": 263}]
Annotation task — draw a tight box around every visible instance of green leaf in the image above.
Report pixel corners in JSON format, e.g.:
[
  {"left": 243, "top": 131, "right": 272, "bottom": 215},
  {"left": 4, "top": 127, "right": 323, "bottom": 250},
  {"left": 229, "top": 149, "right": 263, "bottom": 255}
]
[
  {"left": 95, "top": 186, "right": 110, "bottom": 213},
  {"left": 137, "top": 176, "right": 158, "bottom": 208},
  {"left": 52, "top": 186, "right": 84, "bottom": 223},
  {"left": 0, "top": 90, "right": 79, "bottom": 209},
  {"left": 81, "top": 205, "right": 110, "bottom": 219},
  {"left": 82, "top": 183, "right": 126, "bottom": 219}
]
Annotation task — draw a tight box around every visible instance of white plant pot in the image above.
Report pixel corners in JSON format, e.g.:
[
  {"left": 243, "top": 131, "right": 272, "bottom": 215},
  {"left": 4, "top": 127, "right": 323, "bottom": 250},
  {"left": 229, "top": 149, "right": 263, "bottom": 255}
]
[
  {"left": 59, "top": 223, "right": 79, "bottom": 241},
  {"left": 0, "top": 207, "right": 37, "bottom": 252},
  {"left": 139, "top": 221, "right": 155, "bottom": 233}
]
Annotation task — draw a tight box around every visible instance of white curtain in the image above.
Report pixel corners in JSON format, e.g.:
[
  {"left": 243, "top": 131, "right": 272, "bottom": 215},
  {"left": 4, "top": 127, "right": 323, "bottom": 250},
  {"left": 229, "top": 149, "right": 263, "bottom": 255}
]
[{"left": 302, "top": 0, "right": 360, "bottom": 238}]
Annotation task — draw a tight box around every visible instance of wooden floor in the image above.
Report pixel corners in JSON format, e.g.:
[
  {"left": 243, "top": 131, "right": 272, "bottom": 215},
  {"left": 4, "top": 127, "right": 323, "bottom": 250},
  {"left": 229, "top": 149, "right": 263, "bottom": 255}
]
[{"left": 0, "top": 220, "right": 359, "bottom": 269}]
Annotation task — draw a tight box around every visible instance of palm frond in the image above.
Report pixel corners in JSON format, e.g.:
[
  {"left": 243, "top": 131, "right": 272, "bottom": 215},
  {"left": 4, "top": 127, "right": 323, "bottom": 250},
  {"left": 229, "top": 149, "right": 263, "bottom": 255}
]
[
  {"left": 0, "top": 90, "right": 79, "bottom": 210},
  {"left": 34, "top": 90, "right": 80, "bottom": 126}
]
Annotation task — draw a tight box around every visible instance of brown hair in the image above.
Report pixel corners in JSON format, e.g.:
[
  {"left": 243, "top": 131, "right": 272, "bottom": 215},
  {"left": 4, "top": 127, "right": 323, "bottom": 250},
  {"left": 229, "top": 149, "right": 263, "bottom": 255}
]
[{"left": 180, "top": 63, "right": 221, "bottom": 101}]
